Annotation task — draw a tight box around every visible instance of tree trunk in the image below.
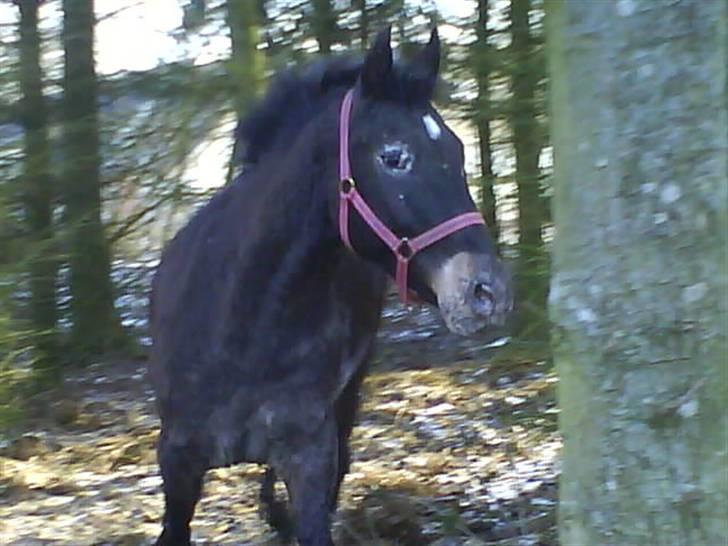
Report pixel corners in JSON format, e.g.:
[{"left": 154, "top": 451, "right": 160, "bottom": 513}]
[
  {"left": 62, "top": 0, "right": 122, "bottom": 358},
  {"left": 511, "top": 0, "right": 547, "bottom": 337},
  {"left": 354, "top": 0, "right": 368, "bottom": 50},
  {"left": 311, "top": 0, "right": 336, "bottom": 54},
  {"left": 473, "top": 0, "right": 498, "bottom": 240},
  {"left": 227, "top": 0, "right": 264, "bottom": 120},
  {"left": 547, "top": 1, "right": 728, "bottom": 544},
  {"left": 18, "top": 0, "right": 59, "bottom": 375}
]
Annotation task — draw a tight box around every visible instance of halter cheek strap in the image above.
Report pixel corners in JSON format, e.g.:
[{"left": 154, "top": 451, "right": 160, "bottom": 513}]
[{"left": 337, "top": 88, "right": 485, "bottom": 304}]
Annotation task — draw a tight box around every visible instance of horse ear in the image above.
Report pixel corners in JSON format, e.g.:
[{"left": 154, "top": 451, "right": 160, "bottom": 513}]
[
  {"left": 409, "top": 27, "right": 441, "bottom": 98},
  {"left": 360, "top": 26, "right": 393, "bottom": 97}
]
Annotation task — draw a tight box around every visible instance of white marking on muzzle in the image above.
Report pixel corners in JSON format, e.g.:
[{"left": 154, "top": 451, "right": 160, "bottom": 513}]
[
  {"left": 430, "top": 252, "right": 472, "bottom": 304},
  {"left": 430, "top": 252, "right": 485, "bottom": 336},
  {"left": 423, "top": 114, "right": 442, "bottom": 140}
]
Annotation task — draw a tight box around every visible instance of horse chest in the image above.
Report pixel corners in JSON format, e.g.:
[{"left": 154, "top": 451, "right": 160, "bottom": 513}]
[
  {"left": 286, "top": 302, "right": 374, "bottom": 398},
  {"left": 208, "top": 328, "right": 373, "bottom": 467}
]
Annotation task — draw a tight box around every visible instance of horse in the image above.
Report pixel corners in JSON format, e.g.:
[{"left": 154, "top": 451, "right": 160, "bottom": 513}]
[{"left": 148, "top": 26, "right": 512, "bottom": 546}]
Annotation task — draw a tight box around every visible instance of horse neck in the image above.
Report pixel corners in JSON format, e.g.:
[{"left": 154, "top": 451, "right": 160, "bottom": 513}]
[
  {"left": 225, "top": 117, "right": 342, "bottom": 324},
  {"left": 240, "top": 97, "right": 341, "bottom": 257},
  {"left": 250, "top": 132, "right": 336, "bottom": 254}
]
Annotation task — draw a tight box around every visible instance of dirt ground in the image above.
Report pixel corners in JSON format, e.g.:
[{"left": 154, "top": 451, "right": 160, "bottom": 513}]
[{"left": 1, "top": 303, "right": 560, "bottom": 546}]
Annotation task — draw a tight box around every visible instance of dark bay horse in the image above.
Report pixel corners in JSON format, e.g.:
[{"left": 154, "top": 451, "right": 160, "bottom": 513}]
[{"left": 149, "top": 27, "right": 512, "bottom": 546}]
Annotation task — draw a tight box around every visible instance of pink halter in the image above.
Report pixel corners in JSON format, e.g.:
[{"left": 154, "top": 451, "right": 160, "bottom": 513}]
[{"left": 338, "top": 88, "right": 485, "bottom": 304}]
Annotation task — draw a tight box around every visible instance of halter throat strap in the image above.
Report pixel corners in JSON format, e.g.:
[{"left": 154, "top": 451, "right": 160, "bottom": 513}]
[{"left": 337, "top": 88, "right": 485, "bottom": 304}]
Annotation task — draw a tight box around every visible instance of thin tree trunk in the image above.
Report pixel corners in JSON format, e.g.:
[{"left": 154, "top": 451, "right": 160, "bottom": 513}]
[
  {"left": 62, "top": 0, "right": 122, "bottom": 358},
  {"left": 547, "top": 0, "right": 728, "bottom": 544},
  {"left": 473, "top": 0, "right": 498, "bottom": 239},
  {"left": 227, "top": 0, "right": 264, "bottom": 119},
  {"left": 511, "top": 0, "right": 546, "bottom": 336},
  {"left": 311, "top": 0, "right": 336, "bottom": 54},
  {"left": 18, "top": 0, "right": 59, "bottom": 376},
  {"left": 226, "top": 0, "right": 265, "bottom": 184},
  {"left": 396, "top": 3, "right": 411, "bottom": 58},
  {"left": 354, "top": 0, "right": 368, "bottom": 50}
]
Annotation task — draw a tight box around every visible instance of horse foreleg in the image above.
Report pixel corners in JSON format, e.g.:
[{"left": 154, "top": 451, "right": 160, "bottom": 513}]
[
  {"left": 259, "top": 466, "right": 295, "bottom": 542},
  {"left": 331, "top": 372, "right": 365, "bottom": 512},
  {"left": 155, "top": 431, "right": 206, "bottom": 546},
  {"left": 275, "top": 417, "right": 338, "bottom": 546}
]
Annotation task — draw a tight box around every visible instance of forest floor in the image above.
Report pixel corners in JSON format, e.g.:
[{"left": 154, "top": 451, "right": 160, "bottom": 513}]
[{"left": 0, "top": 301, "right": 559, "bottom": 546}]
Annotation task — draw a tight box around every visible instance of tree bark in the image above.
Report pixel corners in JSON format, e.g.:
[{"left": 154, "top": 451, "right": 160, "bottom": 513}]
[
  {"left": 547, "top": 1, "right": 728, "bottom": 544},
  {"left": 511, "top": 0, "right": 547, "bottom": 337},
  {"left": 18, "top": 0, "right": 59, "bottom": 374},
  {"left": 473, "top": 0, "right": 498, "bottom": 240},
  {"left": 62, "top": 0, "right": 122, "bottom": 358}
]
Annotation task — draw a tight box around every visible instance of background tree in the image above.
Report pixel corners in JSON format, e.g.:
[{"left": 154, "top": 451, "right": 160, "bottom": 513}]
[
  {"left": 227, "top": 0, "right": 265, "bottom": 119},
  {"left": 510, "top": 0, "right": 547, "bottom": 338},
  {"left": 354, "top": 0, "right": 369, "bottom": 50},
  {"left": 471, "top": 0, "right": 497, "bottom": 237},
  {"left": 62, "top": 0, "right": 123, "bottom": 358},
  {"left": 226, "top": 0, "right": 266, "bottom": 182},
  {"left": 311, "top": 0, "right": 337, "bottom": 54},
  {"left": 547, "top": 0, "right": 727, "bottom": 543},
  {"left": 17, "top": 0, "right": 58, "bottom": 376}
]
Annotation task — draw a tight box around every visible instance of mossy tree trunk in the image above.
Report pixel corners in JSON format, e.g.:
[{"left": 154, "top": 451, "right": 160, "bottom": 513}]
[
  {"left": 18, "top": 0, "right": 59, "bottom": 376},
  {"left": 547, "top": 0, "right": 728, "bottom": 543},
  {"left": 62, "top": 0, "right": 123, "bottom": 359},
  {"left": 511, "top": 0, "right": 547, "bottom": 338},
  {"left": 473, "top": 0, "right": 497, "bottom": 240}
]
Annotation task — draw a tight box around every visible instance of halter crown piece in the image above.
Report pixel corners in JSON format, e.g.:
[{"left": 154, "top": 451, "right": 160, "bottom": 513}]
[{"left": 338, "top": 88, "right": 486, "bottom": 304}]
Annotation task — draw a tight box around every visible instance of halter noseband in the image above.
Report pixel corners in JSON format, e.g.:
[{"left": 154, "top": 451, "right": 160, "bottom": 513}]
[{"left": 338, "top": 88, "right": 486, "bottom": 304}]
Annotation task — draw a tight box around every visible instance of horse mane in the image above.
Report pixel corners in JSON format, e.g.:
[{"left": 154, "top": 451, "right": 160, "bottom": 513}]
[{"left": 236, "top": 54, "right": 437, "bottom": 167}]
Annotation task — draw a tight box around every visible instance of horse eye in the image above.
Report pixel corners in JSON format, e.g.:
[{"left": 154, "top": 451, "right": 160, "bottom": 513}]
[
  {"left": 382, "top": 149, "right": 403, "bottom": 168},
  {"left": 378, "top": 144, "right": 413, "bottom": 172}
]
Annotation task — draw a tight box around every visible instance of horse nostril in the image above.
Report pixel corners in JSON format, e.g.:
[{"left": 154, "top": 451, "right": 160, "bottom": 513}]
[{"left": 472, "top": 281, "right": 495, "bottom": 316}]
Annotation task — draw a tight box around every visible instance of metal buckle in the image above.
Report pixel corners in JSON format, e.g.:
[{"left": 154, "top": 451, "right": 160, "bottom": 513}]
[
  {"left": 340, "top": 177, "right": 356, "bottom": 195},
  {"left": 396, "top": 237, "right": 413, "bottom": 259}
]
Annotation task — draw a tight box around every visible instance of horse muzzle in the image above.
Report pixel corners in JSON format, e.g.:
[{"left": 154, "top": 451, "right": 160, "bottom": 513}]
[{"left": 429, "top": 252, "right": 513, "bottom": 336}]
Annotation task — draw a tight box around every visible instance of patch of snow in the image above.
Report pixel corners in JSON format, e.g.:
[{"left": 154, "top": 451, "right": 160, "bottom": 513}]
[{"left": 484, "top": 336, "right": 511, "bottom": 349}]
